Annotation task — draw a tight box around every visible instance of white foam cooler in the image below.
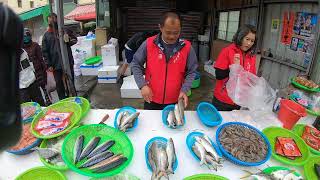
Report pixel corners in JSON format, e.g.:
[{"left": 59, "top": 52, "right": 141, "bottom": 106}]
[
  {"left": 120, "top": 75, "right": 142, "bottom": 98},
  {"left": 80, "top": 62, "right": 103, "bottom": 76},
  {"left": 98, "top": 66, "right": 119, "bottom": 83}
]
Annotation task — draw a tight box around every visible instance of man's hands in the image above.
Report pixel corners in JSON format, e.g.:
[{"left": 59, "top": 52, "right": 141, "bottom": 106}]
[{"left": 141, "top": 85, "right": 153, "bottom": 103}]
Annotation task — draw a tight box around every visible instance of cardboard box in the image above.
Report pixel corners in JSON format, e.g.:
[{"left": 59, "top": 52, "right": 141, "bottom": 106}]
[
  {"left": 80, "top": 62, "right": 103, "bottom": 76},
  {"left": 97, "top": 66, "right": 119, "bottom": 84},
  {"left": 120, "top": 75, "right": 142, "bottom": 98}
]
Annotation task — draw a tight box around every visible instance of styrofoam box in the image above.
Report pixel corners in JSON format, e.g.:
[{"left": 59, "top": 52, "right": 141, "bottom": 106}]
[
  {"left": 101, "top": 44, "right": 119, "bottom": 66},
  {"left": 120, "top": 75, "right": 142, "bottom": 98},
  {"left": 80, "top": 62, "right": 103, "bottom": 76},
  {"left": 97, "top": 66, "right": 119, "bottom": 84}
]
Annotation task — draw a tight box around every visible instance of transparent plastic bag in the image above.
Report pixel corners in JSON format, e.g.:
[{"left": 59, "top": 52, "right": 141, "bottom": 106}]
[
  {"left": 46, "top": 71, "right": 56, "bottom": 93},
  {"left": 226, "top": 64, "right": 276, "bottom": 111}
]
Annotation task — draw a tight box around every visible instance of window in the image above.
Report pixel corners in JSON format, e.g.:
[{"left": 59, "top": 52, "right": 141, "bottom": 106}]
[
  {"left": 218, "top": 11, "right": 240, "bottom": 42},
  {"left": 17, "top": 0, "right": 22, "bottom": 8},
  {"left": 30, "top": 1, "right": 34, "bottom": 8}
]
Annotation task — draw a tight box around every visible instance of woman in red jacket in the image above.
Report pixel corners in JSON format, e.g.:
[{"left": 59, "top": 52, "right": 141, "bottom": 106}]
[{"left": 212, "top": 24, "right": 257, "bottom": 111}]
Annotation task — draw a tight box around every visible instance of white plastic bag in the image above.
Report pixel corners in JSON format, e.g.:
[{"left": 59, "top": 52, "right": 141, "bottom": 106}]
[
  {"left": 46, "top": 71, "right": 56, "bottom": 93},
  {"left": 226, "top": 64, "right": 276, "bottom": 111}
]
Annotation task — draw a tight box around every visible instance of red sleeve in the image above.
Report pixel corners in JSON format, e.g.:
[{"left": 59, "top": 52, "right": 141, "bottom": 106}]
[
  {"left": 214, "top": 47, "right": 230, "bottom": 70},
  {"left": 250, "top": 55, "right": 257, "bottom": 75}
]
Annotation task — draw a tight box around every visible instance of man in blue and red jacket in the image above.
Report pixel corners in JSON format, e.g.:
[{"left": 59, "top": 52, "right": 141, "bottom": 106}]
[{"left": 131, "top": 11, "right": 198, "bottom": 110}]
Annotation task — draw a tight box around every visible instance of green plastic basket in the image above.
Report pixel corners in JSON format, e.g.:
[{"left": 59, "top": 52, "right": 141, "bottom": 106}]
[
  {"left": 183, "top": 174, "right": 229, "bottom": 180},
  {"left": 61, "top": 124, "right": 134, "bottom": 178},
  {"left": 291, "top": 78, "right": 320, "bottom": 93},
  {"left": 191, "top": 78, "right": 200, "bottom": 89},
  {"left": 15, "top": 166, "right": 67, "bottom": 180},
  {"left": 21, "top": 102, "right": 41, "bottom": 123},
  {"left": 85, "top": 56, "right": 102, "bottom": 65},
  {"left": 60, "top": 97, "right": 90, "bottom": 118},
  {"left": 31, "top": 101, "right": 82, "bottom": 139},
  {"left": 304, "top": 155, "right": 320, "bottom": 180},
  {"left": 262, "top": 166, "right": 302, "bottom": 177},
  {"left": 289, "top": 96, "right": 320, "bottom": 117},
  {"left": 262, "top": 126, "right": 311, "bottom": 166},
  {"left": 39, "top": 139, "right": 69, "bottom": 171},
  {"left": 292, "top": 124, "right": 320, "bottom": 155}
]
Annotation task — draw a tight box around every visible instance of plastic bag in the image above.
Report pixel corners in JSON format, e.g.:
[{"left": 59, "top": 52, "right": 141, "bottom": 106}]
[
  {"left": 226, "top": 64, "right": 276, "bottom": 111},
  {"left": 46, "top": 71, "right": 56, "bottom": 93}
]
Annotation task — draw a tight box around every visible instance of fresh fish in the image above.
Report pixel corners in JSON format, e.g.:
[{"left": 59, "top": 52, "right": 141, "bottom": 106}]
[
  {"left": 87, "top": 140, "right": 115, "bottom": 158},
  {"left": 315, "top": 164, "right": 320, "bottom": 178},
  {"left": 119, "top": 123, "right": 132, "bottom": 132},
  {"left": 192, "top": 142, "right": 207, "bottom": 166},
  {"left": 33, "top": 147, "right": 59, "bottom": 160},
  {"left": 240, "top": 170, "right": 272, "bottom": 180},
  {"left": 166, "top": 138, "right": 176, "bottom": 175},
  {"left": 167, "top": 111, "right": 176, "bottom": 128},
  {"left": 116, "top": 111, "right": 125, "bottom": 128},
  {"left": 195, "top": 136, "right": 220, "bottom": 162},
  {"left": 93, "top": 156, "right": 127, "bottom": 173},
  {"left": 80, "top": 151, "right": 114, "bottom": 168},
  {"left": 120, "top": 112, "right": 140, "bottom": 130},
  {"left": 283, "top": 173, "right": 303, "bottom": 180},
  {"left": 174, "top": 104, "right": 182, "bottom": 126},
  {"left": 148, "top": 142, "right": 157, "bottom": 180},
  {"left": 205, "top": 154, "right": 223, "bottom": 171},
  {"left": 270, "top": 170, "right": 296, "bottom": 180},
  {"left": 156, "top": 147, "right": 169, "bottom": 180},
  {"left": 79, "top": 137, "right": 101, "bottom": 160},
  {"left": 178, "top": 98, "right": 185, "bottom": 124},
  {"left": 73, "top": 135, "right": 84, "bottom": 164},
  {"left": 89, "top": 154, "right": 125, "bottom": 171}
]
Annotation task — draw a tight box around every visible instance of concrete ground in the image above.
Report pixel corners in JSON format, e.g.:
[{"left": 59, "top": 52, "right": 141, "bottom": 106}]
[{"left": 85, "top": 66, "right": 216, "bottom": 110}]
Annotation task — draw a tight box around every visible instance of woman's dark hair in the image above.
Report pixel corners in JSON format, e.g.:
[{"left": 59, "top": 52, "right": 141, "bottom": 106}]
[
  {"left": 160, "top": 10, "right": 182, "bottom": 27},
  {"left": 232, "top": 24, "right": 257, "bottom": 52}
]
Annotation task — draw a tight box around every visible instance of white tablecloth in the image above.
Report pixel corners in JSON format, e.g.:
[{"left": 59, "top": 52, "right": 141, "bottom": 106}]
[{"left": 0, "top": 109, "right": 315, "bottom": 180}]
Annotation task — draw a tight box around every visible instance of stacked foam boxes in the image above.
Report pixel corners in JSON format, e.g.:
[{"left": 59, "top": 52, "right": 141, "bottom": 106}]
[
  {"left": 73, "top": 50, "right": 86, "bottom": 77},
  {"left": 71, "top": 36, "right": 96, "bottom": 59},
  {"left": 98, "top": 38, "right": 120, "bottom": 83},
  {"left": 120, "top": 75, "right": 142, "bottom": 98}
]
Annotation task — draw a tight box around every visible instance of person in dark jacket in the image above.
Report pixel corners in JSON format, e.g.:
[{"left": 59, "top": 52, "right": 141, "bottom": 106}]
[
  {"left": 119, "top": 30, "right": 159, "bottom": 76},
  {"left": 23, "top": 28, "right": 51, "bottom": 105},
  {"left": 42, "top": 13, "right": 77, "bottom": 100}
]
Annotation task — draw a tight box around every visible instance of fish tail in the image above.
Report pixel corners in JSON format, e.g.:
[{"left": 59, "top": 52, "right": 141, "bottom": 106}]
[{"left": 240, "top": 170, "right": 254, "bottom": 179}]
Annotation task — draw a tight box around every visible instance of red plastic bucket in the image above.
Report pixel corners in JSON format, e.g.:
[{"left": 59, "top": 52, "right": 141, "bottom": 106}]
[{"left": 278, "top": 99, "right": 307, "bottom": 129}]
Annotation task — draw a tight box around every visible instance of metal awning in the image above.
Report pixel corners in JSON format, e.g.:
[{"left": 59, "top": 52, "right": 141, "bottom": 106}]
[
  {"left": 65, "top": 4, "right": 96, "bottom": 21},
  {"left": 19, "top": 5, "right": 50, "bottom": 21}
]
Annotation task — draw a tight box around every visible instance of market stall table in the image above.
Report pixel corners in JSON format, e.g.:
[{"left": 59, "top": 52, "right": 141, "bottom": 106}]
[{"left": 0, "top": 109, "right": 316, "bottom": 179}]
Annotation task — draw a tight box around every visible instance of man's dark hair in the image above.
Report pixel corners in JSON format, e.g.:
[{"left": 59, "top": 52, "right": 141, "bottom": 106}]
[
  {"left": 160, "top": 10, "right": 182, "bottom": 27},
  {"left": 232, "top": 24, "right": 257, "bottom": 52},
  {"left": 47, "top": 13, "right": 57, "bottom": 20}
]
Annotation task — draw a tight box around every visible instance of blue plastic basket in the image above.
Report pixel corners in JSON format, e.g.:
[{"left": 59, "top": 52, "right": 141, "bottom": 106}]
[
  {"left": 215, "top": 122, "right": 272, "bottom": 166},
  {"left": 7, "top": 120, "right": 42, "bottom": 155},
  {"left": 196, "top": 102, "right": 222, "bottom": 127},
  {"left": 114, "top": 106, "right": 139, "bottom": 132},
  {"left": 145, "top": 136, "right": 178, "bottom": 172},
  {"left": 186, "top": 131, "right": 222, "bottom": 162},
  {"left": 162, "top": 105, "right": 186, "bottom": 129}
]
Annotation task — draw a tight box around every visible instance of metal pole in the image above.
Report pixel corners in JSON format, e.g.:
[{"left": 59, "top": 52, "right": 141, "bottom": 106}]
[{"left": 55, "top": 0, "right": 76, "bottom": 96}]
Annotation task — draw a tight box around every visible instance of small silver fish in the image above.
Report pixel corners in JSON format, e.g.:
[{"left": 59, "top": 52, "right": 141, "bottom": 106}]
[
  {"left": 119, "top": 112, "right": 140, "bottom": 132},
  {"left": 148, "top": 142, "right": 158, "bottom": 180},
  {"left": 195, "top": 136, "right": 220, "bottom": 162},
  {"left": 74, "top": 135, "right": 84, "bottom": 164},
  {"left": 178, "top": 98, "right": 185, "bottom": 124},
  {"left": 167, "top": 111, "right": 176, "bottom": 128},
  {"left": 156, "top": 147, "right": 169, "bottom": 180},
  {"left": 174, "top": 104, "right": 183, "bottom": 126},
  {"left": 33, "top": 147, "right": 59, "bottom": 160},
  {"left": 271, "top": 170, "right": 297, "bottom": 180},
  {"left": 166, "top": 138, "right": 176, "bottom": 175},
  {"left": 192, "top": 142, "right": 207, "bottom": 166},
  {"left": 79, "top": 137, "right": 101, "bottom": 161},
  {"left": 240, "top": 170, "right": 272, "bottom": 180}
]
